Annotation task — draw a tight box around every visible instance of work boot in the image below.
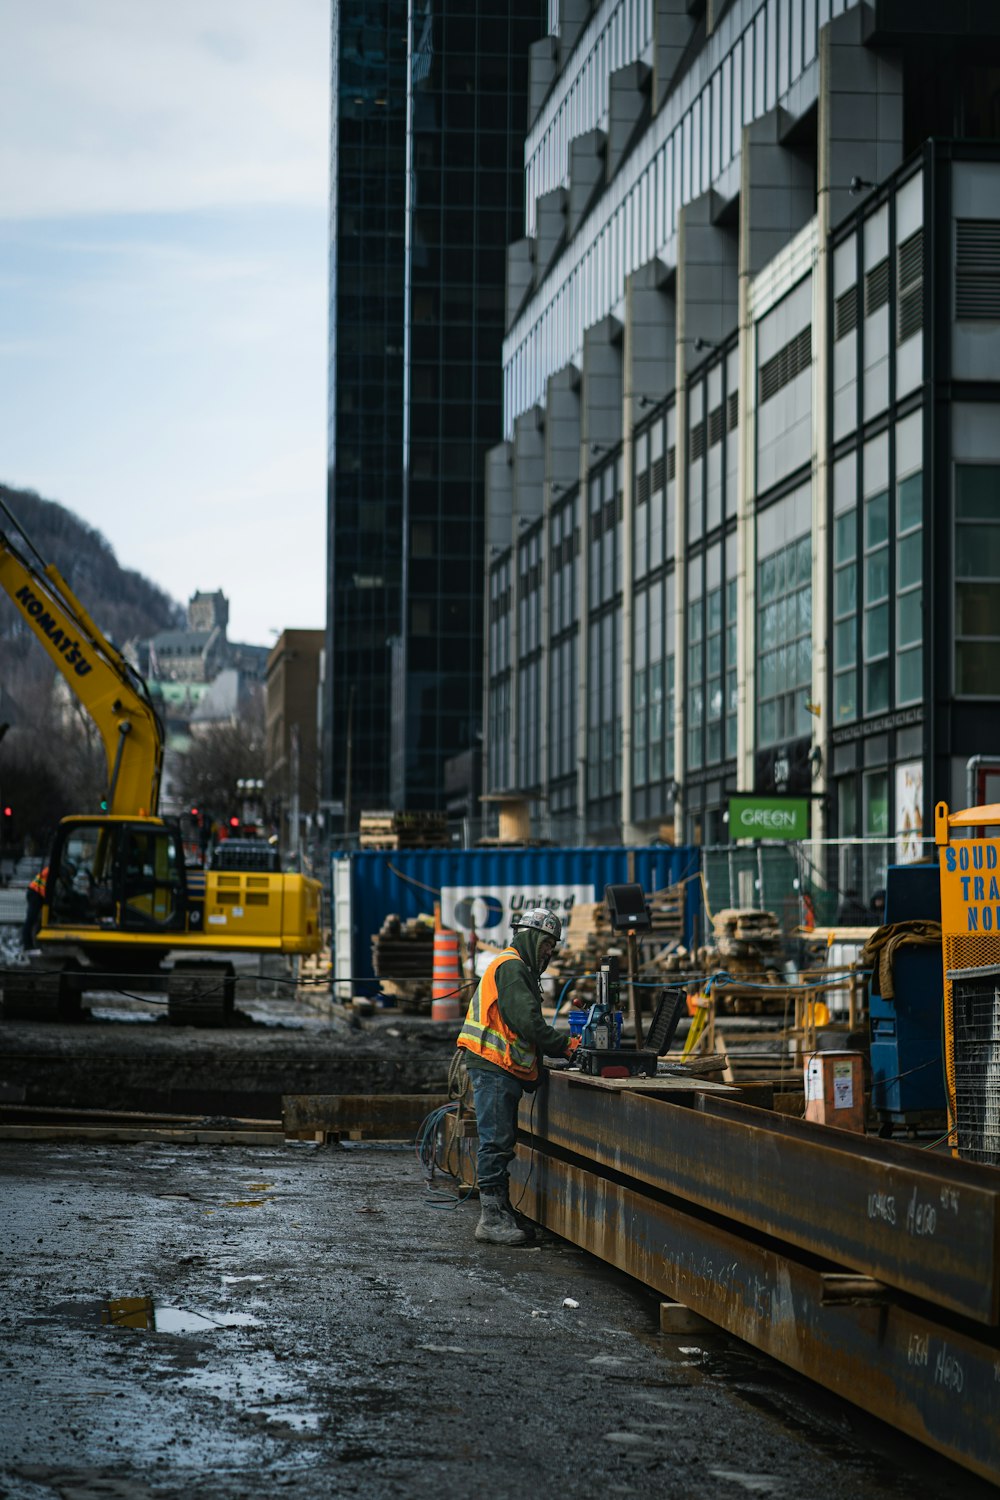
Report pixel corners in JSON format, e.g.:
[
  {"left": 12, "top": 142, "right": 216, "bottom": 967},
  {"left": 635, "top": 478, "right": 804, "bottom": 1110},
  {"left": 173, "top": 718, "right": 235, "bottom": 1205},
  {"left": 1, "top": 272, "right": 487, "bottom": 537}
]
[
  {"left": 501, "top": 1188, "right": 537, "bottom": 1242},
  {"left": 475, "top": 1190, "right": 528, "bottom": 1246}
]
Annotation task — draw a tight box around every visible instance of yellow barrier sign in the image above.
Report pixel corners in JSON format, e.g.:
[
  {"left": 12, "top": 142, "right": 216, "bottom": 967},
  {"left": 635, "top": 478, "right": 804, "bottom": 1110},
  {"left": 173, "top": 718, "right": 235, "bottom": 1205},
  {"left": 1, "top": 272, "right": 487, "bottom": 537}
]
[{"left": 939, "top": 837, "right": 1000, "bottom": 936}]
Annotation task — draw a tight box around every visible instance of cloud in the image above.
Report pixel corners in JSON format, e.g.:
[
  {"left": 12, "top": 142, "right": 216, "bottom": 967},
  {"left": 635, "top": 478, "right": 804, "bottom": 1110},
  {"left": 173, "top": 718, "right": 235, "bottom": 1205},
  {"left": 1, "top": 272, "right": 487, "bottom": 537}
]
[{"left": 0, "top": 0, "right": 329, "bottom": 219}]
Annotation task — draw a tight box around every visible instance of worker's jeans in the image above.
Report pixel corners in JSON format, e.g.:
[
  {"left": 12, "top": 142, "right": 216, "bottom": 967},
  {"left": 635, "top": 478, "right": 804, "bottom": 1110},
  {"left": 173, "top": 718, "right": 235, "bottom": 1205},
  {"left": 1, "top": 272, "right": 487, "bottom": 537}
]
[{"left": 470, "top": 1066, "right": 524, "bottom": 1195}]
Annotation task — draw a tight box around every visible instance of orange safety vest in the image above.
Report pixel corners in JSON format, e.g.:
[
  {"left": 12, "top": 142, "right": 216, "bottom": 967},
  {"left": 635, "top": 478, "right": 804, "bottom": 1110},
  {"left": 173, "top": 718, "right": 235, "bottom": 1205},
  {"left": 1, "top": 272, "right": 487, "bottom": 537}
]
[
  {"left": 457, "top": 947, "right": 539, "bottom": 1082},
  {"left": 28, "top": 867, "right": 49, "bottom": 898}
]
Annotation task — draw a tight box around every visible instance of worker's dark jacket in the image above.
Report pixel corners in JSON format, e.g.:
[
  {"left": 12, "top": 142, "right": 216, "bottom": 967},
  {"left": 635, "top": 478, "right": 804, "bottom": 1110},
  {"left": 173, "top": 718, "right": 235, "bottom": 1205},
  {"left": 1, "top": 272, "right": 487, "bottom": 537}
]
[{"left": 457, "top": 927, "right": 572, "bottom": 1084}]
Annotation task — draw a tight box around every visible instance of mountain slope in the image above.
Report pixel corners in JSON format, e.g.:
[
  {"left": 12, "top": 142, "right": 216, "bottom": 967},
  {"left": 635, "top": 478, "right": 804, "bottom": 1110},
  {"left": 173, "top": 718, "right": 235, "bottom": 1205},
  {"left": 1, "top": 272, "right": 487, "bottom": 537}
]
[{"left": 0, "top": 483, "right": 183, "bottom": 689}]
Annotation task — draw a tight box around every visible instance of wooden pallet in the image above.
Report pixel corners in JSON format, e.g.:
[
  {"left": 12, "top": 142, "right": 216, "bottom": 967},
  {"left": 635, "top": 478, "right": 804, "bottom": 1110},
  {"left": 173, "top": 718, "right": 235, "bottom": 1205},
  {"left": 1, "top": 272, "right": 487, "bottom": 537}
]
[
  {"left": 370, "top": 913, "right": 443, "bottom": 1012},
  {"left": 282, "top": 1093, "right": 449, "bottom": 1142},
  {"left": 359, "top": 810, "right": 449, "bottom": 850}
]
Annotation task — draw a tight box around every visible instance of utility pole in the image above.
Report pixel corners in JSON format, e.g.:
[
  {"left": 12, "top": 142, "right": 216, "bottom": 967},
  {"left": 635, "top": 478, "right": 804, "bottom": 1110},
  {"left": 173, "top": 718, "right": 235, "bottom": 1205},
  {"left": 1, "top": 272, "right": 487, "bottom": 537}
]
[
  {"left": 343, "top": 684, "right": 354, "bottom": 841},
  {"left": 290, "top": 724, "right": 301, "bottom": 867}
]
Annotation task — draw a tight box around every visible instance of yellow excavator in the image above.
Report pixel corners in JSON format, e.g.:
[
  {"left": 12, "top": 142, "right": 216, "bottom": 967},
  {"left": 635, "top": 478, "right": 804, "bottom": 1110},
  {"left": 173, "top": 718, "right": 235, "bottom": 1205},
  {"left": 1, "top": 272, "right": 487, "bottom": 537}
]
[{"left": 0, "top": 503, "right": 322, "bottom": 1025}]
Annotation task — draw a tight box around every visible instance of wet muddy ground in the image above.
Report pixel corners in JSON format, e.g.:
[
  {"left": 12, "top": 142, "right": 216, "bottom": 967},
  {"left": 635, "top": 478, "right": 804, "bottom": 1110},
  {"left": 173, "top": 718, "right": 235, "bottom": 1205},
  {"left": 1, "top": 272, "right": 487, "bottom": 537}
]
[
  {"left": 0, "top": 1135, "right": 993, "bottom": 1500},
  {"left": 0, "top": 996, "right": 457, "bottom": 1116}
]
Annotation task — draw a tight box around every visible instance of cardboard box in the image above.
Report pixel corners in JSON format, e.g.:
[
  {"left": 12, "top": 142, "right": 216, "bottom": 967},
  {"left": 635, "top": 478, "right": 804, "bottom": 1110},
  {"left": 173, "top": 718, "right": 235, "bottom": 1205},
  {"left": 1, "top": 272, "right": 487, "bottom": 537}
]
[{"left": 804, "top": 1050, "right": 865, "bottom": 1133}]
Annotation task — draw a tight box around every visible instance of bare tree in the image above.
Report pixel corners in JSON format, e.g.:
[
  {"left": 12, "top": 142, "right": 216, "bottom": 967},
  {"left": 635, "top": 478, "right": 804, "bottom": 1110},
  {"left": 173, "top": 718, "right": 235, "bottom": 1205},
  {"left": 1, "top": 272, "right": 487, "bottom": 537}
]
[
  {"left": 173, "top": 689, "right": 267, "bottom": 827},
  {"left": 0, "top": 676, "right": 107, "bottom": 855}
]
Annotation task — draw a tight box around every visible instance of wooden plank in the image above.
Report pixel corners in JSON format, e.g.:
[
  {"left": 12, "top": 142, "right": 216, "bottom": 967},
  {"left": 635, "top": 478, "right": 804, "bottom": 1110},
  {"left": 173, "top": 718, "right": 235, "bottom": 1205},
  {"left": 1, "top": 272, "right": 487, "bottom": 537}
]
[
  {"left": 563, "top": 1073, "right": 739, "bottom": 1094},
  {"left": 0, "top": 1126, "right": 281, "bottom": 1145},
  {"left": 282, "top": 1092, "right": 449, "bottom": 1139}
]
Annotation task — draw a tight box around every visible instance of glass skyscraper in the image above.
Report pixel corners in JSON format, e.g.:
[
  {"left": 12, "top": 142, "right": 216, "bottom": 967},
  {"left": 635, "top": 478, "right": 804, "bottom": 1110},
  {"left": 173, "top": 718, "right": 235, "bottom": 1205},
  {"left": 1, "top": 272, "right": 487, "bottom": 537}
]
[
  {"left": 326, "top": 1, "right": 545, "bottom": 828},
  {"left": 326, "top": 3, "right": 409, "bottom": 828}
]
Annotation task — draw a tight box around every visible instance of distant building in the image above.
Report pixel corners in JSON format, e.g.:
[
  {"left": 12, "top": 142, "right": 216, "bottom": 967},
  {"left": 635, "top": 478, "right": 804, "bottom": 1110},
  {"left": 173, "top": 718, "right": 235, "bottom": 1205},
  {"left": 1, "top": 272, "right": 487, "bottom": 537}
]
[
  {"left": 148, "top": 627, "right": 226, "bottom": 684},
  {"left": 266, "top": 630, "right": 323, "bottom": 853},
  {"left": 142, "top": 590, "right": 270, "bottom": 816},
  {"left": 145, "top": 590, "right": 267, "bottom": 687},
  {"left": 186, "top": 590, "right": 229, "bottom": 634}
]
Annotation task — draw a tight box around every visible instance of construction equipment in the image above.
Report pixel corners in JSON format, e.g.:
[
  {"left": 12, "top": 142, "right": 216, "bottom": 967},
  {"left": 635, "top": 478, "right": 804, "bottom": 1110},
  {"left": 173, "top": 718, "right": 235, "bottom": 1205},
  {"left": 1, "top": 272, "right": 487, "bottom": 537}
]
[
  {"left": 936, "top": 798, "right": 1000, "bottom": 1164},
  {"left": 0, "top": 503, "right": 321, "bottom": 1025},
  {"left": 575, "top": 956, "right": 684, "bottom": 1077},
  {"left": 868, "top": 862, "right": 947, "bottom": 1138}
]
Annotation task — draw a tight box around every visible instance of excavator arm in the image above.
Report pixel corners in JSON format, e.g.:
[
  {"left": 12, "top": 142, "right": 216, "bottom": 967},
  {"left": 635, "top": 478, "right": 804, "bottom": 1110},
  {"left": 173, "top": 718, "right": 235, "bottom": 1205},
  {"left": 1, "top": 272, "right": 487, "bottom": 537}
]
[{"left": 0, "top": 514, "right": 163, "bottom": 816}]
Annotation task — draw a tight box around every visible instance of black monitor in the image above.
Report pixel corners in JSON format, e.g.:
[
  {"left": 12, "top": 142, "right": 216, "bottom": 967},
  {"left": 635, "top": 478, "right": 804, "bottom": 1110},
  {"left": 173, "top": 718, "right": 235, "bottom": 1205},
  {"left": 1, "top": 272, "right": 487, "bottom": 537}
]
[{"left": 604, "top": 883, "right": 651, "bottom": 932}]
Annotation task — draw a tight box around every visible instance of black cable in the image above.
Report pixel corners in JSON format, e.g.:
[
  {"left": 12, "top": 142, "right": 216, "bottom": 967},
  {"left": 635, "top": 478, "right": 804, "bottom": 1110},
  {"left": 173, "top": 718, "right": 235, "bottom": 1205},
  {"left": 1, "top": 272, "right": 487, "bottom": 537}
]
[
  {"left": 872, "top": 1056, "right": 937, "bottom": 1090},
  {"left": 509, "top": 1084, "right": 538, "bottom": 1216}
]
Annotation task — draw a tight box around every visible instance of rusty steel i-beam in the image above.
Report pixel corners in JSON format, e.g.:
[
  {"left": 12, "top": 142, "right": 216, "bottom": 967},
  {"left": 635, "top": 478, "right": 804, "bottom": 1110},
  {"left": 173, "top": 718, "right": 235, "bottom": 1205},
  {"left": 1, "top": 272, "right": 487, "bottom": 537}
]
[{"left": 510, "top": 1071, "right": 1000, "bottom": 1486}]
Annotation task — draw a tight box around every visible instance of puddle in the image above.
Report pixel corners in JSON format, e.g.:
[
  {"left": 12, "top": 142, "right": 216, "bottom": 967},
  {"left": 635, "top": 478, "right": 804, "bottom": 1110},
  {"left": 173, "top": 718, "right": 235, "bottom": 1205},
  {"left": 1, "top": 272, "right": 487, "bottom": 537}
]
[{"left": 102, "top": 1296, "right": 258, "bottom": 1332}]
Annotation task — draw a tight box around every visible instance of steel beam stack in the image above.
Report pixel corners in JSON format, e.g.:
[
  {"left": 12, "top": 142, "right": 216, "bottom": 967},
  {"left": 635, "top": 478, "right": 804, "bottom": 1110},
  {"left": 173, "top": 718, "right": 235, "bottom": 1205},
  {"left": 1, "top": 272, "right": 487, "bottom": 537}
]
[{"left": 511, "top": 1073, "right": 1000, "bottom": 1485}]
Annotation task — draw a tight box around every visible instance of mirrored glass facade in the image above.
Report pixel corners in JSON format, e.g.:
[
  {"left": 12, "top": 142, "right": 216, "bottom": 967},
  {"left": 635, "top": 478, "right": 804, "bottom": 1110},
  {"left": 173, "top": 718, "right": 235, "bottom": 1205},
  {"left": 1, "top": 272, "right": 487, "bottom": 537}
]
[{"left": 326, "top": 1, "right": 545, "bottom": 826}]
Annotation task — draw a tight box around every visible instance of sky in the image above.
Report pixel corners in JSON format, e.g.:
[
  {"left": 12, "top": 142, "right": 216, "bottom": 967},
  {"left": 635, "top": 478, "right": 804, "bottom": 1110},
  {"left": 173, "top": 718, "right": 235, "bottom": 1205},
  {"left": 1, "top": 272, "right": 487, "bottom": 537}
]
[{"left": 0, "top": 0, "right": 330, "bottom": 646}]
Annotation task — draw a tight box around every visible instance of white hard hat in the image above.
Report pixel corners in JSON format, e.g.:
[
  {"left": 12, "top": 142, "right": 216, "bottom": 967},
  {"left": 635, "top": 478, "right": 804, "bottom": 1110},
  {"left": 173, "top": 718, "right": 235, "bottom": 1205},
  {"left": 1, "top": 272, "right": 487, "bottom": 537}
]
[{"left": 512, "top": 907, "right": 563, "bottom": 945}]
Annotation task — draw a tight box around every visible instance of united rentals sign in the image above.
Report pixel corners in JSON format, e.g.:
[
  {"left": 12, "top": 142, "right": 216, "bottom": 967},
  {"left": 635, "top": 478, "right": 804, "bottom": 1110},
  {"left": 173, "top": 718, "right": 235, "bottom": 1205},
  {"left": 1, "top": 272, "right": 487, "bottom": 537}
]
[
  {"left": 729, "top": 796, "right": 809, "bottom": 841},
  {"left": 441, "top": 885, "right": 592, "bottom": 938}
]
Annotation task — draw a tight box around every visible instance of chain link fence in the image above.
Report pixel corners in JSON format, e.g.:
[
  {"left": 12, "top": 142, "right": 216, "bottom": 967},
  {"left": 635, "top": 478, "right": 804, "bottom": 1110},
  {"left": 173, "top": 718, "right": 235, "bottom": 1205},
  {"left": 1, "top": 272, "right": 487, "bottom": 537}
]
[{"left": 700, "top": 837, "right": 938, "bottom": 946}]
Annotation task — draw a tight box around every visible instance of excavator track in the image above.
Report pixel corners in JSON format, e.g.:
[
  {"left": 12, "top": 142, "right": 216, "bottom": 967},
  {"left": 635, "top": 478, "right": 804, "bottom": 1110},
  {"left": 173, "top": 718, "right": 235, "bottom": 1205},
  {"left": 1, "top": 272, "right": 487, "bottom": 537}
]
[{"left": 166, "top": 960, "right": 236, "bottom": 1027}]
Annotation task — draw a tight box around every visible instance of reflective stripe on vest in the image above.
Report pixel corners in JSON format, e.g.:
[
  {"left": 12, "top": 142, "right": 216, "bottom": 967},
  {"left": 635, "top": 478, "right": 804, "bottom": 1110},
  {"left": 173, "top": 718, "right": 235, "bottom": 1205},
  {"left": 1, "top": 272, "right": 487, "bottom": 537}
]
[
  {"left": 28, "top": 868, "right": 48, "bottom": 897},
  {"left": 456, "top": 947, "right": 538, "bottom": 1081}
]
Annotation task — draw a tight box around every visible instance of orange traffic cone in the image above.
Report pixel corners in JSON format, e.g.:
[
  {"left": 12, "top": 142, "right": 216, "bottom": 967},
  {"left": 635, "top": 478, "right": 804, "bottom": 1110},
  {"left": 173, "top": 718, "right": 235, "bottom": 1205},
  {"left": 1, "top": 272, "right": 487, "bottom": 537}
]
[{"left": 431, "top": 927, "right": 463, "bottom": 1023}]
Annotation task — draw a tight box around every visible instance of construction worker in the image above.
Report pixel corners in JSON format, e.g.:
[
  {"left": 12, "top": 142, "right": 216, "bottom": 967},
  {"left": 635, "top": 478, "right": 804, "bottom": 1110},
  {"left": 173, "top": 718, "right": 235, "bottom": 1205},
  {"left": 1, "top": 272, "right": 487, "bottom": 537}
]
[
  {"left": 457, "top": 907, "right": 579, "bottom": 1246},
  {"left": 22, "top": 864, "right": 48, "bottom": 951}
]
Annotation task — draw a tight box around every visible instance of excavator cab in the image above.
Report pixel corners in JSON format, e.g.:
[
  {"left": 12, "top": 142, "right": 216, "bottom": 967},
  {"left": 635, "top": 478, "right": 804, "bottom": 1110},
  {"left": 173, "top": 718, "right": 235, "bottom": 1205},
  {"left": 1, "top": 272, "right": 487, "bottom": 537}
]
[{"left": 47, "top": 817, "right": 188, "bottom": 936}]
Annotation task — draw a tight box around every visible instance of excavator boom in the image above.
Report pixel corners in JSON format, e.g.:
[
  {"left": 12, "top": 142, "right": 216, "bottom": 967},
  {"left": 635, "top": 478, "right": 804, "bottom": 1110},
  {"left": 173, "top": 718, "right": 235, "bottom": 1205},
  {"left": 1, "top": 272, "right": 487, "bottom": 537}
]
[{"left": 0, "top": 516, "right": 163, "bottom": 816}]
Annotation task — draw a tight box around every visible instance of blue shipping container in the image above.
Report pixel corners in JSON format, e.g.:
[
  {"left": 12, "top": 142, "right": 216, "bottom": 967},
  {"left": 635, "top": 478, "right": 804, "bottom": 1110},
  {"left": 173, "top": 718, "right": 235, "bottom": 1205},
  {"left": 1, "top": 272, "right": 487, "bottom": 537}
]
[{"left": 332, "top": 845, "right": 700, "bottom": 995}]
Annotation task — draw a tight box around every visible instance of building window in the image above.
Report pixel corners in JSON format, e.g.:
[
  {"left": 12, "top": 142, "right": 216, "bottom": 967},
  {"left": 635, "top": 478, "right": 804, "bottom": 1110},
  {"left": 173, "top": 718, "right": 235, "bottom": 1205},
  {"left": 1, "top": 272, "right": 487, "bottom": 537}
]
[
  {"left": 758, "top": 326, "right": 811, "bottom": 403},
  {"left": 633, "top": 585, "right": 648, "bottom": 788},
  {"left": 865, "top": 257, "right": 890, "bottom": 317},
  {"left": 587, "top": 607, "right": 621, "bottom": 804},
  {"left": 864, "top": 768, "right": 889, "bottom": 840},
  {"left": 834, "top": 284, "right": 858, "bottom": 340},
  {"left": 548, "top": 634, "right": 577, "bottom": 785},
  {"left": 705, "top": 546, "right": 724, "bottom": 764},
  {"left": 757, "top": 516, "right": 811, "bottom": 749},
  {"left": 863, "top": 489, "right": 890, "bottom": 715},
  {"left": 896, "top": 471, "right": 923, "bottom": 704},
  {"left": 634, "top": 427, "right": 649, "bottom": 575},
  {"left": 687, "top": 557, "right": 703, "bottom": 770},
  {"left": 833, "top": 503, "right": 858, "bottom": 723},
  {"left": 588, "top": 459, "right": 621, "bottom": 609},
  {"left": 955, "top": 221, "right": 1000, "bottom": 319},
  {"left": 897, "top": 229, "right": 923, "bottom": 344},
  {"left": 955, "top": 465, "right": 1000, "bottom": 696},
  {"left": 651, "top": 580, "right": 666, "bottom": 784},
  {"left": 725, "top": 569, "right": 738, "bottom": 758}
]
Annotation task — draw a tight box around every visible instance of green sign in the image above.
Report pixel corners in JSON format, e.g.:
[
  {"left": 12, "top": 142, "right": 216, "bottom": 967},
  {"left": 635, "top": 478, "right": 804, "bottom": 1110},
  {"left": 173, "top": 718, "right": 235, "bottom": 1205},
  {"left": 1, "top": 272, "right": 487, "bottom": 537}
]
[{"left": 729, "top": 796, "right": 810, "bottom": 841}]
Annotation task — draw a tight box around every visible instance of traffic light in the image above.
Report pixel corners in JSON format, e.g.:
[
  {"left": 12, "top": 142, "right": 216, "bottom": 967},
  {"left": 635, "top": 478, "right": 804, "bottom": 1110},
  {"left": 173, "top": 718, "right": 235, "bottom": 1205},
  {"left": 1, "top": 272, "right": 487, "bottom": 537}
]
[
  {"left": 229, "top": 815, "right": 240, "bottom": 829},
  {"left": 2, "top": 805, "right": 12, "bottom": 842}
]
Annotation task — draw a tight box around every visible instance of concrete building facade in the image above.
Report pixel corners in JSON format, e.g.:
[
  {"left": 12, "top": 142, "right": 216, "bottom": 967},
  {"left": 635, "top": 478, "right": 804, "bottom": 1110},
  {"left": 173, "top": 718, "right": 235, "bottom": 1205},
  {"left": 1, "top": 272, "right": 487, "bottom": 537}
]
[
  {"left": 484, "top": 0, "right": 1000, "bottom": 887},
  {"left": 266, "top": 629, "right": 324, "bottom": 856}
]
